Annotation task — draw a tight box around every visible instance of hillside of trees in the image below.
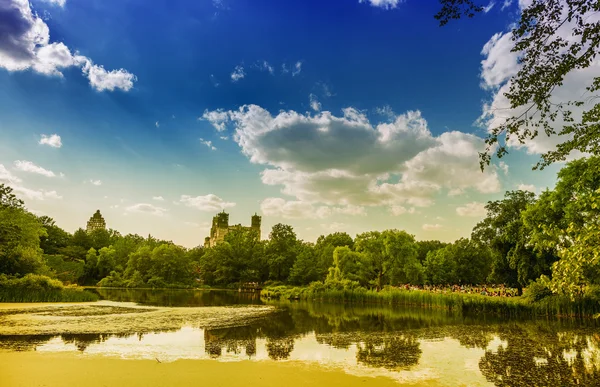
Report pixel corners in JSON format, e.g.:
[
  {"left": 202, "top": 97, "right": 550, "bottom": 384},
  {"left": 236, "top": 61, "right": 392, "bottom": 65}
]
[{"left": 1, "top": 156, "right": 599, "bottom": 301}]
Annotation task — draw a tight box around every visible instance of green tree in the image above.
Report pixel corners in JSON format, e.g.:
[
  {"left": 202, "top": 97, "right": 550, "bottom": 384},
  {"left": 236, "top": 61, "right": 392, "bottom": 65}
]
[
  {"left": 38, "top": 216, "right": 71, "bottom": 255},
  {"left": 313, "top": 232, "right": 354, "bottom": 280},
  {"left": 0, "top": 185, "right": 47, "bottom": 275},
  {"left": 415, "top": 240, "right": 449, "bottom": 264},
  {"left": 424, "top": 248, "right": 457, "bottom": 285},
  {"left": 266, "top": 224, "right": 298, "bottom": 282},
  {"left": 288, "top": 242, "right": 319, "bottom": 285},
  {"left": 472, "top": 190, "right": 539, "bottom": 294},
  {"left": 436, "top": 0, "right": 600, "bottom": 170}
]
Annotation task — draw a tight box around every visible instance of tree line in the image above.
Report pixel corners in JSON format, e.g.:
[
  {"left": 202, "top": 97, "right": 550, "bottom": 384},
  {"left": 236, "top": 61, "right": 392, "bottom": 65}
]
[{"left": 0, "top": 156, "right": 598, "bottom": 299}]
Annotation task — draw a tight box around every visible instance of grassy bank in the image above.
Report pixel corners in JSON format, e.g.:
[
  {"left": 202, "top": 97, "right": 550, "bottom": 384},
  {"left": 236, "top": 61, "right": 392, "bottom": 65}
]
[
  {"left": 0, "top": 274, "right": 98, "bottom": 303},
  {"left": 261, "top": 285, "right": 600, "bottom": 318}
]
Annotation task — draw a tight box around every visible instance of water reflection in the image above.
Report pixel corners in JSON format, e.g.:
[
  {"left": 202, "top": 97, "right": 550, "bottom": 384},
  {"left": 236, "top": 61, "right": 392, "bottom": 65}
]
[{"left": 1, "top": 290, "right": 600, "bottom": 386}]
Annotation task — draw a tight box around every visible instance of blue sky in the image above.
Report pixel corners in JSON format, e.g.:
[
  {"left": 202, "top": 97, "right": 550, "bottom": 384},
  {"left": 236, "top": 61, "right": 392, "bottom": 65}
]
[{"left": 0, "top": 0, "right": 564, "bottom": 247}]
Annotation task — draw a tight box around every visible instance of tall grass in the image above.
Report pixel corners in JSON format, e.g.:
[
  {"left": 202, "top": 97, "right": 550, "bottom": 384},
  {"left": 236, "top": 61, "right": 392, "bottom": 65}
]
[
  {"left": 0, "top": 274, "right": 99, "bottom": 302},
  {"left": 261, "top": 285, "right": 600, "bottom": 318}
]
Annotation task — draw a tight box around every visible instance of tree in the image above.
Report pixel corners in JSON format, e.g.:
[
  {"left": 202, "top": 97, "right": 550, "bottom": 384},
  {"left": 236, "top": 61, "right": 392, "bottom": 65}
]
[
  {"left": 436, "top": 0, "right": 600, "bottom": 170},
  {"left": 38, "top": 216, "right": 71, "bottom": 255},
  {"left": 313, "top": 232, "right": 354, "bottom": 280},
  {"left": 354, "top": 230, "right": 417, "bottom": 290},
  {"left": 0, "top": 184, "right": 24, "bottom": 209},
  {"left": 472, "top": 190, "right": 541, "bottom": 294},
  {"left": 266, "top": 224, "right": 299, "bottom": 282},
  {"left": 541, "top": 188, "right": 600, "bottom": 298},
  {"left": 415, "top": 240, "right": 449, "bottom": 264},
  {"left": 288, "top": 242, "right": 319, "bottom": 285},
  {"left": 424, "top": 248, "right": 457, "bottom": 285},
  {"left": 0, "top": 190, "right": 47, "bottom": 275}
]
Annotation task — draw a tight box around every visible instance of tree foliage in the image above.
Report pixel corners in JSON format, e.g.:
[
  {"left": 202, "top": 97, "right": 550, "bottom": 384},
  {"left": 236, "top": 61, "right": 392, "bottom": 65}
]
[{"left": 437, "top": 0, "right": 600, "bottom": 170}]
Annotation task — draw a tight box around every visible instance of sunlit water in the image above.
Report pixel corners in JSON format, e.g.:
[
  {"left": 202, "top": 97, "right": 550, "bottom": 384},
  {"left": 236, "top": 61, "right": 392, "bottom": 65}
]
[{"left": 1, "top": 288, "right": 599, "bottom": 386}]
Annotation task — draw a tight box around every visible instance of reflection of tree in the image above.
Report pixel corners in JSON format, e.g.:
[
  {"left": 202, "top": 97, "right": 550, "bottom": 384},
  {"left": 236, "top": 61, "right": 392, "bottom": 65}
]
[
  {"left": 203, "top": 326, "right": 259, "bottom": 358},
  {"left": 266, "top": 337, "right": 295, "bottom": 360},
  {"left": 356, "top": 335, "right": 421, "bottom": 370},
  {"left": 479, "top": 326, "right": 600, "bottom": 387},
  {"left": 61, "top": 334, "right": 106, "bottom": 352},
  {"left": 0, "top": 335, "right": 54, "bottom": 351}
]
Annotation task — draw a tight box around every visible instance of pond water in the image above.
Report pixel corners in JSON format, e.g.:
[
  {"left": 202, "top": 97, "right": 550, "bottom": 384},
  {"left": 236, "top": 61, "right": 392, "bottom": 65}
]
[{"left": 1, "top": 288, "right": 599, "bottom": 387}]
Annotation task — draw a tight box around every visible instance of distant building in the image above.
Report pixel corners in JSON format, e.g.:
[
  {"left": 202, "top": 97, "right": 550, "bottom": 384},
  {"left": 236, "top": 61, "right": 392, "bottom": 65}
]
[
  {"left": 204, "top": 211, "right": 261, "bottom": 248},
  {"left": 86, "top": 210, "right": 107, "bottom": 233}
]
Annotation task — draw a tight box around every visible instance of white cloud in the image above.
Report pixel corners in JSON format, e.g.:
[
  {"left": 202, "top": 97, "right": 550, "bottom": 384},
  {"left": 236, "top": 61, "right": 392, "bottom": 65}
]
[
  {"left": 359, "top": 0, "right": 402, "bottom": 9},
  {"left": 0, "top": 164, "right": 22, "bottom": 184},
  {"left": 501, "top": 0, "right": 513, "bottom": 10},
  {"left": 292, "top": 61, "right": 302, "bottom": 76},
  {"left": 483, "top": 1, "right": 495, "bottom": 13},
  {"left": 89, "top": 179, "right": 102, "bottom": 186},
  {"left": 152, "top": 196, "right": 165, "bottom": 201},
  {"left": 39, "top": 133, "right": 62, "bottom": 148},
  {"left": 180, "top": 194, "right": 235, "bottom": 211},
  {"left": 456, "top": 202, "right": 487, "bottom": 217},
  {"left": 155, "top": 121, "right": 159, "bottom": 128},
  {"left": 42, "top": 0, "right": 66, "bottom": 6},
  {"left": 125, "top": 203, "right": 167, "bottom": 217},
  {"left": 13, "top": 160, "right": 55, "bottom": 177},
  {"left": 201, "top": 109, "right": 229, "bottom": 131},
  {"left": 478, "top": 3, "right": 600, "bottom": 158},
  {"left": 422, "top": 223, "right": 442, "bottom": 231},
  {"left": 255, "top": 60, "right": 274, "bottom": 75},
  {"left": 202, "top": 105, "right": 501, "bottom": 211},
  {"left": 199, "top": 138, "right": 216, "bottom": 151},
  {"left": 261, "top": 198, "right": 366, "bottom": 219},
  {"left": 0, "top": 164, "right": 61, "bottom": 200},
  {"left": 231, "top": 65, "right": 245, "bottom": 82},
  {"left": 376, "top": 105, "right": 395, "bottom": 121},
  {"left": 517, "top": 183, "right": 536, "bottom": 193},
  {"left": 0, "top": 0, "right": 135, "bottom": 91},
  {"left": 309, "top": 94, "right": 321, "bottom": 112},
  {"left": 499, "top": 161, "right": 509, "bottom": 175}
]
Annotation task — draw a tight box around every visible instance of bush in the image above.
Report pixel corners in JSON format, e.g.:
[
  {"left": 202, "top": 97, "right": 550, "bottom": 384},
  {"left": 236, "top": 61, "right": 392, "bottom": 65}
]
[
  {"left": 0, "top": 274, "right": 98, "bottom": 302},
  {"left": 523, "top": 279, "right": 553, "bottom": 302}
]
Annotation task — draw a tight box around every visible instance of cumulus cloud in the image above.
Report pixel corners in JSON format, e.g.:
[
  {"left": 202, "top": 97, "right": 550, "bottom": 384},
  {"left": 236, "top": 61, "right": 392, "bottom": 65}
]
[
  {"left": 39, "top": 133, "right": 62, "bottom": 148},
  {"left": 202, "top": 105, "right": 501, "bottom": 211},
  {"left": 261, "top": 198, "right": 366, "bottom": 219},
  {"left": 152, "top": 196, "right": 164, "bottom": 201},
  {"left": 125, "top": 203, "right": 167, "bottom": 217},
  {"left": 309, "top": 94, "right": 321, "bottom": 112},
  {"left": 14, "top": 160, "right": 55, "bottom": 177},
  {"left": 321, "top": 222, "right": 347, "bottom": 231},
  {"left": 0, "top": 0, "right": 136, "bottom": 91},
  {"left": 422, "top": 223, "right": 442, "bottom": 231},
  {"left": 359, "top": 0, "right": 403, "bottom": 9},
  {"left": 478, "top": 3, "right": 600, "bottom": 158},
  {"left": 89, "top": 179, "right": 102, "bottom": 186},
  {"left": 180, "top": 194, "right": 235, "bottom": 211},
  {"left": 499, "top": 161, "right": 509, "bottom": 175},
  {"left": 201, "top": 109, "right": 229, "bottom": 131},
  {"left": 231, "top": 65, "right": 245, "bottom": 82},
  {"left": 0, "top": 164, "right": 62, "bottom": 200},
  {"left": 456, "top": 202, "right": 487, "bottom": 217}
]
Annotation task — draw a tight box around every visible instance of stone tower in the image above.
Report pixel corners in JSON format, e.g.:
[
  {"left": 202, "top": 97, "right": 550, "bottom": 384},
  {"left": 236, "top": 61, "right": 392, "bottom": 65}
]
[
  {"left": 251, "top": 213, "right": 261, "bottom": 234},
  {"left": 86, "top": 210, "right": 106, "bottom": 233}
]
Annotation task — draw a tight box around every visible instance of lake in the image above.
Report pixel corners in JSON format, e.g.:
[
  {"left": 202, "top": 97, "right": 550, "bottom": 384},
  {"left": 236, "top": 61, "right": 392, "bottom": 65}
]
[{"left": 1, "top": 288, "right": 599, "bottom": 387}]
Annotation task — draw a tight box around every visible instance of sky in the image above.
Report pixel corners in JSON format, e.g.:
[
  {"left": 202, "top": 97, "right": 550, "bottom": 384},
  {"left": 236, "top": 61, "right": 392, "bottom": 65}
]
[{"left": 0, "top": 0, "right": 575, "bottom": 247}]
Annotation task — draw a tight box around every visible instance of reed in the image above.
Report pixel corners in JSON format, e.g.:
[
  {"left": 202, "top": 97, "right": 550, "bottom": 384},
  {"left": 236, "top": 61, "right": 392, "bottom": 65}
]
[{"left": 261, "top": 285, "right": 600, "bottom": 318}]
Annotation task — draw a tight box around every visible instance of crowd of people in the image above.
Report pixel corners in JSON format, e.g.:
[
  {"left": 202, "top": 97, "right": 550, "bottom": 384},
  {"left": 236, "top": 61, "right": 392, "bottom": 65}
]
[{"left": 397, "top": 284, "right": 519, "bottom": 297}]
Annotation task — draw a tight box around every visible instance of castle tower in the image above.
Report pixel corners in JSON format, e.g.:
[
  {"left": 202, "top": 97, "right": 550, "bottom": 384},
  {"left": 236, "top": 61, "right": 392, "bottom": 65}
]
[
  {"left": 251, "top": 213, "right": 261, "bottom": 234},
  {"left": 86, "top": 210, "right": 106, "bottom": 233}
]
